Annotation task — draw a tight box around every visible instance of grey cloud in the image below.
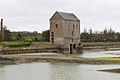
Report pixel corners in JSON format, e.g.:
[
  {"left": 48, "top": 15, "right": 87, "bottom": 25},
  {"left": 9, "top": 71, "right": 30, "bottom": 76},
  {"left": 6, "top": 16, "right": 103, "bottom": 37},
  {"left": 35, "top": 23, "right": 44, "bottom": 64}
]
[{"left": 0, "top": 0, "right": 120, "bottom": 32}]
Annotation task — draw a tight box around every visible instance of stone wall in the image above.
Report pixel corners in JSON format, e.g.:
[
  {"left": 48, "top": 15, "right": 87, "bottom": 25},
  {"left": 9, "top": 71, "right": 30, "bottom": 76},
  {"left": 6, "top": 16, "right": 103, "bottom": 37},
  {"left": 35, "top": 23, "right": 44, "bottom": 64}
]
[
  {"left": 63, "top": 20, "right": 80, "bottom": 48},
  {"left": 50, "top": 12, "right": 64, "bottom": 45},
  {"left": 0, "top": 43, "right": 58, "bottom": 54}
]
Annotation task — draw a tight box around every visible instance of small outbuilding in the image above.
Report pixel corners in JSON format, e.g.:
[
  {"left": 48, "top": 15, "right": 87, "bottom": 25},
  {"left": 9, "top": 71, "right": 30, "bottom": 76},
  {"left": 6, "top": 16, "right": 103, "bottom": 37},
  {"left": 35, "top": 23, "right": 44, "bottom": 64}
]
[{"left": 50, "top": 11, "right": 82, "bottom": 53}]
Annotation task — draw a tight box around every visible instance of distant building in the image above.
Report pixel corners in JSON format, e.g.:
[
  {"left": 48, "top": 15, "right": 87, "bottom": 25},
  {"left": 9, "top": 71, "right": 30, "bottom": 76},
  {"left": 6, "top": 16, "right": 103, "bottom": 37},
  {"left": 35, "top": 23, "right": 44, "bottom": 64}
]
[{"left": 50, "top": 11, "right": 81, "bottom": 53}]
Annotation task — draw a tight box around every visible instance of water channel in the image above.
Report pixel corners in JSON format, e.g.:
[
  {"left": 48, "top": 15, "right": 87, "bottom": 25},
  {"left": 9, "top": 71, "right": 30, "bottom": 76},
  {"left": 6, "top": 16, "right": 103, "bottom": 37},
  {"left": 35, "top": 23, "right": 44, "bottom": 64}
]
[{"left": 0, "top": 50, "right": 120, "bottom": 80}]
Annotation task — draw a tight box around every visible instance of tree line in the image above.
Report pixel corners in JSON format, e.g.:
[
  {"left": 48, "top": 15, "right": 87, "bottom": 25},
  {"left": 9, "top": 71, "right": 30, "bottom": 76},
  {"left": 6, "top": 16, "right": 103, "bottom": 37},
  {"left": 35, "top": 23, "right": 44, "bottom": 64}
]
[
  {"left": 81, "top": 28, "right": 120, "bottom": 42},
  {"left": 1, "top": 27, "right": 120, "bottom": 42},
  {"left": 0, "top": 27, "right": 50, "bottom": 42}
]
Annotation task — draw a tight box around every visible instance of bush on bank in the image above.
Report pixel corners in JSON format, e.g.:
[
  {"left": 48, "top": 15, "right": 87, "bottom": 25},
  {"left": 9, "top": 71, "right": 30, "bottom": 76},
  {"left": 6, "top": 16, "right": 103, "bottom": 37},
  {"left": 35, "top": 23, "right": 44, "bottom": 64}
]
[
  {"left": 23, "top": 38, "right": 33, "bottom": 43},
  {"left": 2, "top": 38, "right": 33, "bottom": 47}
]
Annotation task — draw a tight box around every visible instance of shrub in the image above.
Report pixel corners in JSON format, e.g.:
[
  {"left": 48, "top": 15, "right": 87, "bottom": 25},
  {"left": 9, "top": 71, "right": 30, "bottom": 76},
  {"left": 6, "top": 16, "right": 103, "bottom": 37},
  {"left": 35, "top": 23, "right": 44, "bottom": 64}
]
[
  {"left": 2, "top": 41, "right": 32, "bottom": 47},
  {"left": 23, "top": 38, "right": 33, "bottom": 43}
]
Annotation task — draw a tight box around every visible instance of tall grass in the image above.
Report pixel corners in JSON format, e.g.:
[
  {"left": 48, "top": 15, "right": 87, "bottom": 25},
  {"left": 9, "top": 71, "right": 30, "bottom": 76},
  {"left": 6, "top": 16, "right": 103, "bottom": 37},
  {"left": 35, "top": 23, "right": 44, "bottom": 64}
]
[{"left": 2, "top": 42, "right": 32, "bottom": 47}]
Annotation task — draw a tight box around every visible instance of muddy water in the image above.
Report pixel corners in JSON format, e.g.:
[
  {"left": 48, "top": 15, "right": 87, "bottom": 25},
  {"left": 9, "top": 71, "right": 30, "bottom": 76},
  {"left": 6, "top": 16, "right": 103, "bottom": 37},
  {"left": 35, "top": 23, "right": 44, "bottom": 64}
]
[{"left": 0, "top": 62, "right": 120, "bottom": 80}]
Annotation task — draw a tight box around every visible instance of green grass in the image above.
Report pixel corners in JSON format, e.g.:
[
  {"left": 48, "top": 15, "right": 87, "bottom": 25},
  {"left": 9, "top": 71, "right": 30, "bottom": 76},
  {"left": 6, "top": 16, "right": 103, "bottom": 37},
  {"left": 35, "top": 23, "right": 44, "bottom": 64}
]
[
  {"left": 9, "top": 53, "right": 120, "bottom": 61},
  {"left": 65, "top": 54, "right": 120, "bottom": 61},
  {"left": 80, "top": 57, "right": 120, "bottom": 62},
  {"left": 1, "top": 42, "right": 32, "bottom": 47}
]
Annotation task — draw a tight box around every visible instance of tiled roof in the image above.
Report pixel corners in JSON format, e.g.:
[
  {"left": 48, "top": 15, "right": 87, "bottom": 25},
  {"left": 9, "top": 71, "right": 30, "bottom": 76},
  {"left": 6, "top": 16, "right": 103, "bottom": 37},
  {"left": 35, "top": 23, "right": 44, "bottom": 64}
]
[{"left": 57, "top": 11, "right": 79, "bottom": 21}]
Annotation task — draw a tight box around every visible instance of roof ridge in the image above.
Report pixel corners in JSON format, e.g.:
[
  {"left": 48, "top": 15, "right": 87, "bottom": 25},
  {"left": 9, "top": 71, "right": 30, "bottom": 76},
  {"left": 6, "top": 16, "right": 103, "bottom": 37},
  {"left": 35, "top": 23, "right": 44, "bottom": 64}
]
[{"left": 56, "top": 11, "right": 73, "bottom": 14}]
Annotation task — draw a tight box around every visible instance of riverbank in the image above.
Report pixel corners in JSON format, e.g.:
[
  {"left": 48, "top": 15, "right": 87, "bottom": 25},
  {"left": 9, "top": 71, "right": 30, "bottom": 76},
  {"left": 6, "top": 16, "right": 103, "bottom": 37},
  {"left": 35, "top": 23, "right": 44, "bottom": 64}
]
[
  {"left": 1, "top": 42, "right": 120, "bottom": 54},
  {"left": 0, "top": 53, "right": 120, "bottom": 65}
]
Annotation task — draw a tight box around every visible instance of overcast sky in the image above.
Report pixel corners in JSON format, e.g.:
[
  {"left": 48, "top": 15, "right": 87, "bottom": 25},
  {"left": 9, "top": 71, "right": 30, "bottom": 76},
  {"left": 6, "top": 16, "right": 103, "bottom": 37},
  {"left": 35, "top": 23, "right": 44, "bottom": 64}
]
[{"left": 0, "top": 0, "right": 120, "bottom": 32}]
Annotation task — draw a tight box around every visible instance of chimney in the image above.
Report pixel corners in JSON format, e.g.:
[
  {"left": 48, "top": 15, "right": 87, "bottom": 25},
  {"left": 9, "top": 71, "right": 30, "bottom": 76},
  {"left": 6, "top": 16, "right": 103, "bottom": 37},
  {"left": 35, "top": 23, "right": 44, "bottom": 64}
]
[{"left": 1, "top": 19, "right": 3, "bottom": 31}]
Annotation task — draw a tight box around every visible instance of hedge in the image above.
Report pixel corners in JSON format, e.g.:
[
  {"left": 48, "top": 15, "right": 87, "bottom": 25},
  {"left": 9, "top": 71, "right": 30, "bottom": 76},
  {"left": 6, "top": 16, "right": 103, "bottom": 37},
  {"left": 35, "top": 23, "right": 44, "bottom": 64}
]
[{"left": 2, "top": 42, "right": 32, "bottom": 47}]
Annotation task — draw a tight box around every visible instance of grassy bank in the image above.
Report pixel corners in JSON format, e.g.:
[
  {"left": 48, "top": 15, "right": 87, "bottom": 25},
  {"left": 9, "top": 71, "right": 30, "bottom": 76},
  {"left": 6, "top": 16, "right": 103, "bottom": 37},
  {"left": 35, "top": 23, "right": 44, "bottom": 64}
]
[
  {"left": 1, "top": 42, "right": 120, "bottom": 65},
  {"left": 1, "top": 42, "right": 120, "bottom": 54}
]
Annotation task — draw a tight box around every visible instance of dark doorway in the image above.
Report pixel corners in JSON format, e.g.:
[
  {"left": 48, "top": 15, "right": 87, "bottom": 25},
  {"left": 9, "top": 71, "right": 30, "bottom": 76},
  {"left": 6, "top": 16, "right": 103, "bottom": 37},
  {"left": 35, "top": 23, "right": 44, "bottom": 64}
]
[
  {"left": 70, "top": 44, "right": 73, "bottom": 54},
  {"left": 51, "top": 32, "right": 54, "bottom": 43},
  {"left": 73, "top": 44, "right": 76, "bottom": 49}
]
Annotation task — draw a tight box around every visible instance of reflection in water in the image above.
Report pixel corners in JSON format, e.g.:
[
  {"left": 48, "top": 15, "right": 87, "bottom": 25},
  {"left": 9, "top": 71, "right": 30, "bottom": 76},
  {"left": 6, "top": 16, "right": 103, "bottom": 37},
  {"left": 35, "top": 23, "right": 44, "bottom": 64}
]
[
  {"left": 50, "top": 63, "right": 80, "bottom": 80},
  {"left": 50, "top": 63, "right": 120, "bottom": 80},
  {"left": 0, "top": 62, "right": 120, "bottom": 80},
  {"left": 0, "top": 65, "right": 6, "bottom": 80},
  {"left": 0, "top": 63, "right": 51, "bottom": 80}
]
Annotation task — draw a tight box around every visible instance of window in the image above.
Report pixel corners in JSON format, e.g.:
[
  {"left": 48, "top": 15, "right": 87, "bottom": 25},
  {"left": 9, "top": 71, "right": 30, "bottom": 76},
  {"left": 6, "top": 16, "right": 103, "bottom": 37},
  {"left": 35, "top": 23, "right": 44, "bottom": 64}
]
[
  {"left": 73, "top": 25, "right": 75, "bottom": 32},
  {"left": 73, "top": 25, "right": 75, "bottom": 29},
  {"left": 79, "top": 43, "right": 81, "bottom": 46},
  {"left": 51, "top": 32, "right": 54, "bottom": 37},
  {"left": 72, "top": 31, "right": 73, "bottom": 36},
  {"left": 56, "top": 24, "right": 58, "bottom": 28}
]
